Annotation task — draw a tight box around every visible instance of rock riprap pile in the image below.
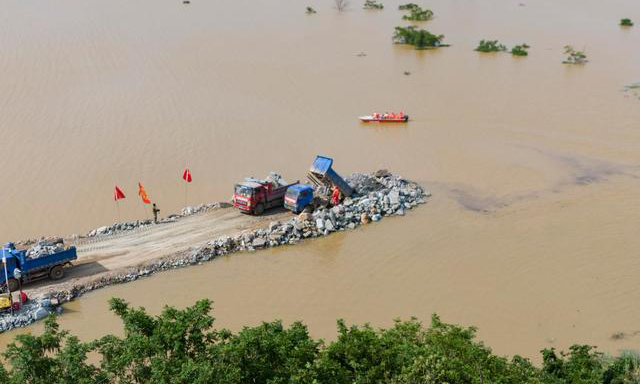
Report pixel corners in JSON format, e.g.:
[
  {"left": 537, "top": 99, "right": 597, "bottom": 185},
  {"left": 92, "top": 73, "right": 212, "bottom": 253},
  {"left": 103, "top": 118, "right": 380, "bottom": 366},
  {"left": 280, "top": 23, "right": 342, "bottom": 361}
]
[
  {"left": 0, "top": 171, "right": 427, "bottom": 334},
  {"left": 0, "top": 297, "right": 62, "bottom": 333}
]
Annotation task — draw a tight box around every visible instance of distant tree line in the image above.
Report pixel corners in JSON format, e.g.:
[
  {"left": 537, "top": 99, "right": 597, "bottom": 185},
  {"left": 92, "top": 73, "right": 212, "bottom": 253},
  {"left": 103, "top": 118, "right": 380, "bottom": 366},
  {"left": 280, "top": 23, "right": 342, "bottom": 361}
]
[{"left": 1, "top": 298, "right": 639, "bottom": 383}]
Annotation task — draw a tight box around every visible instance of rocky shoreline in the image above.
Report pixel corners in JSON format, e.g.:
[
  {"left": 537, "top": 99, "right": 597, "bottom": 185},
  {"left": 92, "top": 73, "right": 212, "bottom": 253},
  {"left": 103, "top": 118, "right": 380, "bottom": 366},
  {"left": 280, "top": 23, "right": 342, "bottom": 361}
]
[{"left": 0, "top": 171, "right": 429, "bottom": 334}]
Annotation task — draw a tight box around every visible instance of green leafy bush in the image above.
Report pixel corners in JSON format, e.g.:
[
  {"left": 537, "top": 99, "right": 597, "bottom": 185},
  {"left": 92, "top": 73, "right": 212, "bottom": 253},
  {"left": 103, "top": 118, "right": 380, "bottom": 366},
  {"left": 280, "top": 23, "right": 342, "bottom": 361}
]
[
  {"left": 563, "top": 45, "right": 588, "bottom": 64},
  {"left": 398, "top": 3, "right": 418, "bottom": 10},
  {"left": 364, "top": 0, "right": 383, "bottom": 9},
  {"left": 476, "top": 39, "right": 507, "bottom": 52},
  {"left": 306, "top": 6, "right": 316, "bottom": 14},
  {"left": 402, "top": 5, "right": 434, "bottom": 21},
  {"left": 620, "top": 18, "right": 634, "bottom": 26},
  {"left": 393, "top": 26, "right": 445, "bottom": 49},
  {"left": 511, "top": 43, "right": 530, "bottom": 56}
]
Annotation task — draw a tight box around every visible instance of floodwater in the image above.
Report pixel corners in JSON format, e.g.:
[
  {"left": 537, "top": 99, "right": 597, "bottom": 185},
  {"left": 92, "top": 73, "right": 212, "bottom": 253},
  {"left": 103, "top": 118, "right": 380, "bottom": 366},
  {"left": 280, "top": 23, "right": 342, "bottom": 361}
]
[{"left": 1, "top": 0, "right": 640, "bottom": 362}]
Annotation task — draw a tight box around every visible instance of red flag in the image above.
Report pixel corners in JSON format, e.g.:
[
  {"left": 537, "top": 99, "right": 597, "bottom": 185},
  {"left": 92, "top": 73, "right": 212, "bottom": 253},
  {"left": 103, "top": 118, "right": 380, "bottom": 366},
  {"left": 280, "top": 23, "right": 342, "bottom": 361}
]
[
  {"left": 138, "top": 182, "right": 151, "bottom": 204},
  {"left": 114, "top": 186, "right": 126, "bottom": 201},
  {"left": 182, "top": 168, "right": 192, "bottom": 183}
]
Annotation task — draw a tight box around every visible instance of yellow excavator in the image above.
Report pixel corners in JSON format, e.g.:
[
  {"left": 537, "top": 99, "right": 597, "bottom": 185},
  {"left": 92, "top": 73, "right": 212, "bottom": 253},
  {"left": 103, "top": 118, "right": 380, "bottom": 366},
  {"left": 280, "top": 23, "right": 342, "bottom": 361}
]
[{"left": 0, "top": 293, "right": 12, "bottom": 312}]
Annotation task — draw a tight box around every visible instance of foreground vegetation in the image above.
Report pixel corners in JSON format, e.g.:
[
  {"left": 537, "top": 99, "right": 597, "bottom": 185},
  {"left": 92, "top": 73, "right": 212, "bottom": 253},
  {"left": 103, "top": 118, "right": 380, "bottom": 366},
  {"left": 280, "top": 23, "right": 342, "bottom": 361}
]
[
  {"left": 393, "top": 26, "right": 445, "bottom": 49},
  {"left": 1, "top": 298, "right": 640, "bottom": 383}
]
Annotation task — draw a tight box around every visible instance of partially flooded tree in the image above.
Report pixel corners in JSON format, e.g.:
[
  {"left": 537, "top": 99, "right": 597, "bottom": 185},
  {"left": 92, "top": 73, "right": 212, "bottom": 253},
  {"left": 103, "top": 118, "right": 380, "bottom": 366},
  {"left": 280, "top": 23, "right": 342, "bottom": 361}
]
[
  {"left": 563, "top": 45, "right": 588, "bottom": 64},
  {"left": 393, "top": 26, "right": 445, "bottom": 49},
  {"left": 334, "top": 0, "right": 349, "bottom": 11},
  {"left": 402, "top": 5, "right": 434, "bottom": 21},
  {"left": 363, "top": 0, "right": 383, "bottom": 10},
  {"left": 475, "top": 39, "right": 507, "bottom": 52},
  {"left": 620, "top": 18, "right": 634, "bottom": 26},
  {"left": 510, "top": 43, "right": 530, "bottom": 56},
  {"left": 398, "top": 3, "right": 418, "bottom": 10}
]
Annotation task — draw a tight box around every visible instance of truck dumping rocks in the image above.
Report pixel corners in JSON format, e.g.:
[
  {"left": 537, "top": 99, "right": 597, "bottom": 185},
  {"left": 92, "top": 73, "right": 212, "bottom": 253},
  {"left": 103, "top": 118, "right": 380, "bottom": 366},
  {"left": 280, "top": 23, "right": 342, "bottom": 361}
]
[{"left": 0, "top": 171, "right": 428, "bottom": 334}]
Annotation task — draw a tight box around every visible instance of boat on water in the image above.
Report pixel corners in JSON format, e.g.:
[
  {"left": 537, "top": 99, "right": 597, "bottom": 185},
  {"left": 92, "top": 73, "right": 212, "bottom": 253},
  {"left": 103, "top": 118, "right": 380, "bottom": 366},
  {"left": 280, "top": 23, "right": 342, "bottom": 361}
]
[{"left": 359, "top": 113, "right": 409, "bottom": 122}]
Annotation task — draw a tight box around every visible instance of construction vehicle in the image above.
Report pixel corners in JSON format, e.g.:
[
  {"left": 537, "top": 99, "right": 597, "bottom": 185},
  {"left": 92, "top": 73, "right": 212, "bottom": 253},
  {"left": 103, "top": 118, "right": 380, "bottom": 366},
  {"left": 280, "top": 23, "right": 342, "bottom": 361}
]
[
  {"left": 0, "top": 294, "right": 11, "bottom": 312},
  {"left": 233, "top": 173, "right": 299, "bottom": 215},
  {"left": 284, "top": 156, "right": 354, "bottom": 213},
  {"left": 0, "top": 242, "right": 77, "bottom": 292},
  {"left": 307, "top": 155, "right": 353, "bottom": 198},
  {"left": 284, "top": 184, "right": 314, "bottom": 213}
]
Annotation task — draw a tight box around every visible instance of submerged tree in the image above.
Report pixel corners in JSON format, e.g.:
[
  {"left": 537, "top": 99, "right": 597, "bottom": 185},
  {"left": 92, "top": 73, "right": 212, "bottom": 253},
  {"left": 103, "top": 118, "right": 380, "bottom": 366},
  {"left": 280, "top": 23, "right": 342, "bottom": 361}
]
[
  {"left": 563, "top": 45, "right": 588, "bottom": 64},
  {"left": 475, "top": 39, "right": 507, "bottom": 52},
  {"left": 393, "top": 26, "right": 444, "bottom": 49},
  {"left": 402, "top": 5, "right": 434, "bottom": 21},
  {"left": 510, "top": 43, "right": 530, "bottom": 56},
  {"left": 398, "top": 3, "right": 418, "bottom": 10},
  {"left": 306, "top": 6, "right": 317, "bottom": 14},
  {"left": 363, "top": 0, "right": 383, "bottom": 9},
  {"left": 334, "top": 0, "right": 349, "bottom": 11},
  {"left": 620, "top": 18, "right": 634, "bottom": 26}
]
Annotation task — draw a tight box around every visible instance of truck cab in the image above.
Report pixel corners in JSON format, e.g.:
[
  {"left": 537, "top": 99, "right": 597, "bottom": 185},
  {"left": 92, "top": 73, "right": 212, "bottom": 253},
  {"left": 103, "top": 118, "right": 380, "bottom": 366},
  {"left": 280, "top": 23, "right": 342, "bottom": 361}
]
[
  {"left": 233, "top": 181, "right": 265, "bottom": 214},
  {"left": 284, "top": 184, "right": 314, "bottom": 213}
]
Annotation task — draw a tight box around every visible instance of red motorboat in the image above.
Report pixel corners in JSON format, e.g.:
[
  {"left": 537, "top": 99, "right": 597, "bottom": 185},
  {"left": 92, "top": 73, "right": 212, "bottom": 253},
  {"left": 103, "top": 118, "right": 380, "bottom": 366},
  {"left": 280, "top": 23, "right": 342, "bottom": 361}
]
[{"left": 359, "top": 113, "right": 409, "bottom": 122}]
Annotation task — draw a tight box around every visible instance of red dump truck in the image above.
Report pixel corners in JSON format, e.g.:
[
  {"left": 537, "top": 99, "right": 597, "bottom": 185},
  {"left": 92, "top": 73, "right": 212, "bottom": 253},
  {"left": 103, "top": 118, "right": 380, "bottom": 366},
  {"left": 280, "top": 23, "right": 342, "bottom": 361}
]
[{"left": 233, "top": 173, "right": 298, "bottom": 215}]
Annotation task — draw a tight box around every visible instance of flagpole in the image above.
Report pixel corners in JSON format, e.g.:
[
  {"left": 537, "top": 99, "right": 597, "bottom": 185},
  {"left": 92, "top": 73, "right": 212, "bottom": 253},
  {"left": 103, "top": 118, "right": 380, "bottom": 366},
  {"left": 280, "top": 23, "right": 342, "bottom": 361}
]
[
  {"left": 2, "top": 248, "right": 13, "bottom": 315},
  {"left": 115, "top": 199, "right": 121, "bottom": 223},
  {"left": 184, "top": 182, "right": 188, "bottom": 208}
]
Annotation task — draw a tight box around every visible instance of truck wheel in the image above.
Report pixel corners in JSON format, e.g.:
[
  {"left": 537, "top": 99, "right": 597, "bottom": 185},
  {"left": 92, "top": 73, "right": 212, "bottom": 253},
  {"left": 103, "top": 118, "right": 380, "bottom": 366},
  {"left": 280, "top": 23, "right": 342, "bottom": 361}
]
[
  {"left": 49, "top": 266, "right": 64, "bottom": 280},
  {"left": 254, "top": 203, "right": 265, "bottom": 215},
  {"left": 6, "top": 278, "right": 18, "bottom": 292}
]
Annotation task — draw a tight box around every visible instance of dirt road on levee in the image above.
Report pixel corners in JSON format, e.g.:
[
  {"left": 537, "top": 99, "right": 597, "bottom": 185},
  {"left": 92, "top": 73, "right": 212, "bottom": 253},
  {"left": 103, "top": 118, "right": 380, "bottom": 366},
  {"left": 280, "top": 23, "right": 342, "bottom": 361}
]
[{"left": 25, "top": 207, "right": 293, "bottom": 297}]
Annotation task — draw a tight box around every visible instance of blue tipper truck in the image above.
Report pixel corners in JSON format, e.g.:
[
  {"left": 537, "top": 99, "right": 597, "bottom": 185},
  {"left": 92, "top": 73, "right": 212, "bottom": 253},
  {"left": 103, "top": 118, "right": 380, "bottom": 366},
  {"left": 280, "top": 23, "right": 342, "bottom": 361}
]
[
  {"left": 1, "top": 242, "right": 77, "bottom": 292},
  {"left": 284, "top": 156, "right": 353, "bottom": 213}
]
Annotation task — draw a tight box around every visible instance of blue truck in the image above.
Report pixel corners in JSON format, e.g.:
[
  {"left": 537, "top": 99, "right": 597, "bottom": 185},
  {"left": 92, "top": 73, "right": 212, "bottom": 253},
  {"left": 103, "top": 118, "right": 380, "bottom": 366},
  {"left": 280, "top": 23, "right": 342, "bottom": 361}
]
[
  {"left": 284, "top": 184, "right": 314, "bottom": 213},
  {"left": 1, "top": 243, "right": 77, "bottom": 292},
  {"left": 307, "top": 156, "right": 354, "bottom": 197},
  {"left": 284, "top": 156, "right": 353, "bottom": 213}
]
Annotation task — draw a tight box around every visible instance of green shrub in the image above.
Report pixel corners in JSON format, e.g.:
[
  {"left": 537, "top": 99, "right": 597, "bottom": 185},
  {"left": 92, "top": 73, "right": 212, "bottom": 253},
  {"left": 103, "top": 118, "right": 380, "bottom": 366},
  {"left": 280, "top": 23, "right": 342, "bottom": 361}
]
[
  {"left": 364, "top": 0, "right": 383, "bottom": 9},
  {"left": 620, "top": 18, "right": 634, "bottom": 26},
  {"left": 475, "top": 39, "right": 507, "bottom": 52},
  {"left": 393, "top": 26, "right": 444, "bottom": 49},
  {"left": 398, "top": 3, "right": 418, "bottom": 10},
  {"left": 306, "top": 6, "right": 316, "bottom": 14},
  {"left": 402, "top": 5, "right": 434, "bottom": 21},
  {"left": 511, "top": 43, "right": 530, "bottom": 56}
]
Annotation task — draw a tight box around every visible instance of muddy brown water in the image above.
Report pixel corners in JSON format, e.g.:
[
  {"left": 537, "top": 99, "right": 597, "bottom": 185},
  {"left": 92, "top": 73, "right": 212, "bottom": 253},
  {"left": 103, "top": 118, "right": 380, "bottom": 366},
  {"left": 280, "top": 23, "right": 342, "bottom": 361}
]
[{"left": 1, "top": 0, "right": 640, "bottom": 363}]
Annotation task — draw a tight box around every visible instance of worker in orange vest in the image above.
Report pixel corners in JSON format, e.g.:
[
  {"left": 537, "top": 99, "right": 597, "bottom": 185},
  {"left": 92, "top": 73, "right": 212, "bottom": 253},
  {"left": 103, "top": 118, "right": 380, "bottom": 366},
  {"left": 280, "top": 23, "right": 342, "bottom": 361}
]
[{"left": 331, "top": 186, "right": 341, "bottom": 206}]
